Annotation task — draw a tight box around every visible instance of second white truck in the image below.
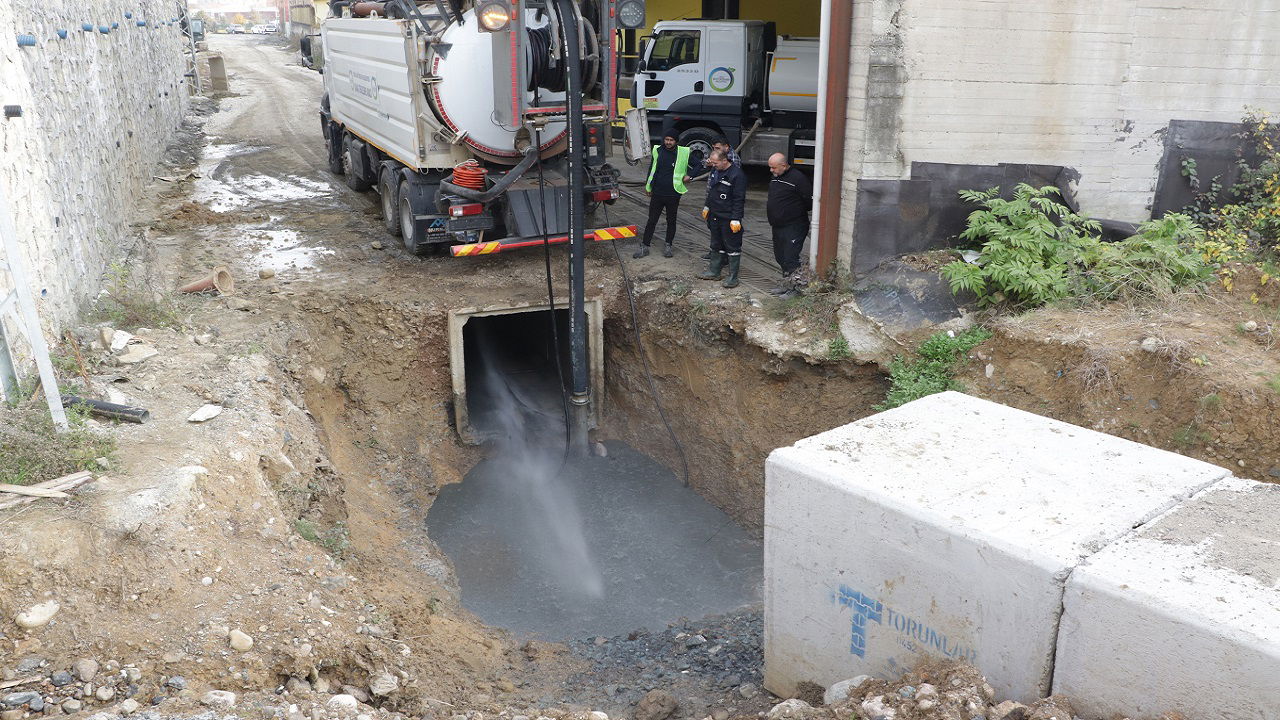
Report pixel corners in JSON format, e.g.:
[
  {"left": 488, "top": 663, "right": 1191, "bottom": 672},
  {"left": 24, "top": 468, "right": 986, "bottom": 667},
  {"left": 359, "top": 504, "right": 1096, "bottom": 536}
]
[{"left": 631, "top": 19, "right": 818, "bottom": 169}]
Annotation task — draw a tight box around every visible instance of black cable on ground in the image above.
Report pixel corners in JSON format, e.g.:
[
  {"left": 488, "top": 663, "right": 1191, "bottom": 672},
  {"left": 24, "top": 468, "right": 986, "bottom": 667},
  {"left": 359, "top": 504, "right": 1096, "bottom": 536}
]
[{"left": 603, "top": 204, "right": 691, "bottom": 487}]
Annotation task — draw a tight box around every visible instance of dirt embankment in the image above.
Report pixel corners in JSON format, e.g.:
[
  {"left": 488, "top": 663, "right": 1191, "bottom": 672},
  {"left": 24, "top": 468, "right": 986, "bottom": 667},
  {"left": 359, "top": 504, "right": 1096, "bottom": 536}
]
[
  {"left": 961, "top": 271, "right": 1280, "bottom": 482},
  {"left": 601, "top": 287, "right": 888, "bottom": 534}
]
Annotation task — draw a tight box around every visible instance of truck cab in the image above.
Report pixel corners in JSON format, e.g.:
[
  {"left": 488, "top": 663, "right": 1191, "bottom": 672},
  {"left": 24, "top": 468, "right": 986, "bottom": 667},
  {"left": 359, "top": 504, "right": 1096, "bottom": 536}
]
[{"left": 633, "top": 20, "right": 818, "bottom": 170}]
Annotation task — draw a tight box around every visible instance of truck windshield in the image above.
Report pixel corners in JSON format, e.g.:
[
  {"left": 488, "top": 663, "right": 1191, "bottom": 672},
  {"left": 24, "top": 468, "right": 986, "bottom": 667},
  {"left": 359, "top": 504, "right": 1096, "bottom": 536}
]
[{"left": 646, "top": 30, "right": 700, "bottom": 72}]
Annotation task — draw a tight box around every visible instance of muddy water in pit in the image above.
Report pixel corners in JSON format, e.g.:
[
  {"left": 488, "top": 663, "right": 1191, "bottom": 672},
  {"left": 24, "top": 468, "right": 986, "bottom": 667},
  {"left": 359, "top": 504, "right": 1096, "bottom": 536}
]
[{"left": 431, "top": 443, "right": 763, "bottom": 639}]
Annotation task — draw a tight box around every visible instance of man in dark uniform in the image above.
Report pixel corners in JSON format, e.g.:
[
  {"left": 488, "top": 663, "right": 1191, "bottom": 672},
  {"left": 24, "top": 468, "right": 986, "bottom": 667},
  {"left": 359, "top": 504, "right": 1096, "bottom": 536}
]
[
  {"left": 699, "top": 138, "right": 742, "bottom": 260},
  {"left": 636, "top": 128, "right": 692, "bottom": 258},
  {"left": 766, "top": 153, "right": 813, "bottom": 297},
  {"left": 697, "top": 149, "right": 747, "bottom": 288}
]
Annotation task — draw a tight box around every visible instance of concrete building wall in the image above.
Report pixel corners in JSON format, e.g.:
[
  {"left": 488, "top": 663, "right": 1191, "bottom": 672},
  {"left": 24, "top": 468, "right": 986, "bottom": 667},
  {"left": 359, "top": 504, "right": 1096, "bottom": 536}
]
[
  {"left": 834, "top": 0, "right": 1280, "bottom": 270},
  {"left": 0, "top": 0, "right": 189, "bottom": 338}
]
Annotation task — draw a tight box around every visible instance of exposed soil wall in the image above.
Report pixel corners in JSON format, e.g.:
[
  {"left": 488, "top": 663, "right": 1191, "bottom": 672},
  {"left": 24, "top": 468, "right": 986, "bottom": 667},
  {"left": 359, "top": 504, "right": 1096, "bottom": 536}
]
[{"left": 601, "top": 288, "right": 889, "bottom": 533}]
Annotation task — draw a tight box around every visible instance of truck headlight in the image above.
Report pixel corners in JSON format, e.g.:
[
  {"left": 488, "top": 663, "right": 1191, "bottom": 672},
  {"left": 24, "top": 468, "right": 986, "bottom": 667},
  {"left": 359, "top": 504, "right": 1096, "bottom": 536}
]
[{"left": 477, "top": 2, "right": 512, "bottom": 32}]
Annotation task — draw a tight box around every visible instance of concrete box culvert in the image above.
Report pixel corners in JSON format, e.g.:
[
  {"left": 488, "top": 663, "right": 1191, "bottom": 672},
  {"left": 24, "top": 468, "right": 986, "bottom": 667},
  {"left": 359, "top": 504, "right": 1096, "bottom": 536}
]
[
  {"left": 1053, "top": 477, "right": 1280, "bottom": 719},
  {"left": 762, "top": 391, "right": 1228, "bottom": 703},
  {"left": 448, "top": 299, "right": 604, "bottom": 444}
]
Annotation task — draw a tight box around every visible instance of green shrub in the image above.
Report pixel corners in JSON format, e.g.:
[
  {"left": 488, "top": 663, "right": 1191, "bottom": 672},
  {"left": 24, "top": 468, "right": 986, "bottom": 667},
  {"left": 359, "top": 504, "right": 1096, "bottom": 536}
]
[
  {"left": 941, "top": 184, "right": 1101, "bottom": 307},
  {"left": 942, "top": 186, "right": 1211, "bottom": 308},
  {"left": 878, "top": 327, "right": 992, "bottom": 410},
  {"left": 1077, "top": 213, "right": 1213, "bottom": 302}
]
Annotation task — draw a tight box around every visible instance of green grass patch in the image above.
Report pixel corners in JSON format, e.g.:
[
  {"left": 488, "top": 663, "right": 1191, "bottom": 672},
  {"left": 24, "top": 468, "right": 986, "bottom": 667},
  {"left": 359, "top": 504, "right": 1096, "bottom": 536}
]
[
  {"left": 827, "top": 336, "right": 851, "bottom": 362},
  {"left": 0, "top": 402, "right": 115, "bottom": 486},
  {"left": 877, "top": 327, "right": 992, "bottom": 410},
  {"left": 294, "top": 518, "right": 351, "bottom": 557}
]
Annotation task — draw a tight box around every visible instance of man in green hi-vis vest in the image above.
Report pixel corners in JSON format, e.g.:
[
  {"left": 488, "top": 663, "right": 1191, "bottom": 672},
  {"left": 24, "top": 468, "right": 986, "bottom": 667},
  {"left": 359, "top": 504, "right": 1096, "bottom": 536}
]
[{"left": 636, "top": 127, "right": 692, "bottom": 258}]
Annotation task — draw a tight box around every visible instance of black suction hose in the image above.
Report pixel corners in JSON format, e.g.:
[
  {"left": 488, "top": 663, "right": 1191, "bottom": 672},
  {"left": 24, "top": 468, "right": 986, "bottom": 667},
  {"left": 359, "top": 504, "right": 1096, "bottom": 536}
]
[{"left": 438, "top": 146, "right": 540, "bottom": 203}]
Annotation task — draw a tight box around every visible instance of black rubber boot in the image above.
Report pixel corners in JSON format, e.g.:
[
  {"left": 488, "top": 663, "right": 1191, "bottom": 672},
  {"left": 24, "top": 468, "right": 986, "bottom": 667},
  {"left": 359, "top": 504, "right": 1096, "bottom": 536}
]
[
  {"left": 722, "top": 254, "right": 741, "bottom": 288},
  {"left": 662, "top": 243, "right": 674, "bottom": 258},
  {"left": 697, "top": 252, "right": 724, "bottom": 280},
  {"left": 632, "top": 245, "right": 650, "bottom": 259}
]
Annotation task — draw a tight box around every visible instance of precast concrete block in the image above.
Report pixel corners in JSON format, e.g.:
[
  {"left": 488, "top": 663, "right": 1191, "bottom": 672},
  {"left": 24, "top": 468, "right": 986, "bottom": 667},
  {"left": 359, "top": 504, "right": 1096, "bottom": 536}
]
[
  {"left": 1054, "top": 477, "right": 1280, "bottom": 719},
  {"left": 762, "top": 392, "right": 1228, "bottom": 703}
]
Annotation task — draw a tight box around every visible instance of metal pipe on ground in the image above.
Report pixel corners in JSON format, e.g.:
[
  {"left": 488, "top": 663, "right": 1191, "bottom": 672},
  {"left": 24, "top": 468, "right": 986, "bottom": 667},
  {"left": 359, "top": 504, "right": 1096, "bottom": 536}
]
[{"left": 61, "top": 395, "right": 150, "bottom": 424}]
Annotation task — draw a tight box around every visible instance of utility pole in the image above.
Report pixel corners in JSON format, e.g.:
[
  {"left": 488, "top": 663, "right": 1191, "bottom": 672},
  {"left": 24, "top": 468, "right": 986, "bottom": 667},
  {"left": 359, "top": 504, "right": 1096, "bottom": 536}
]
[{"left": 555, "top": 0, "right": 590, "bottom": 455}]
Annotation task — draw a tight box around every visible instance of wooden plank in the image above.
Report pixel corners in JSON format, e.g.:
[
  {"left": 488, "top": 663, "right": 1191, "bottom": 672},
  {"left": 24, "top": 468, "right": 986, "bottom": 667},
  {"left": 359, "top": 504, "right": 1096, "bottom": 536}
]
[
  {"left": 0, "top": 471, "right": 93, "bottom": 510},
  {"left": 0, "top": 484, "right": 70, "bottom": 498}
]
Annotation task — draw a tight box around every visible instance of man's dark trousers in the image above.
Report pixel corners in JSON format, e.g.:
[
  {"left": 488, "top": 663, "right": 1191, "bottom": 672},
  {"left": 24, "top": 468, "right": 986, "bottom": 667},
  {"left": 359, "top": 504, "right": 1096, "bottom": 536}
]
[
  {"left": 772, "top": 221, "right": 807, "bottom": 274},
  {"left": 707, "top": 214, "right": 740, "bottom": 258},
  {"left": 642, "top": 194, "right": 680, "bottom": 247}
]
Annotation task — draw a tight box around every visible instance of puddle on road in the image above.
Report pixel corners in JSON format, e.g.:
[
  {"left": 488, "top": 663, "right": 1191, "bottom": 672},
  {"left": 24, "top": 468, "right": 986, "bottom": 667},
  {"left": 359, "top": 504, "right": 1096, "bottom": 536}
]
[
  {"left": 234, "top": 227, "right": 335, "bottom": 272},
  {"left": 196, "top": 173, "right": 334, "bottom": 212},
  {"left": 195, "top": 141, "right": 336, "bottom": 212}
]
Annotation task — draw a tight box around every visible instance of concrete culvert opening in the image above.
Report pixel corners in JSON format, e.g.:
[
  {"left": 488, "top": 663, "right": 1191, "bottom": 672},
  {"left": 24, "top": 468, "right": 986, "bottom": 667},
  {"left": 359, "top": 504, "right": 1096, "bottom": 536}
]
[
  {"left": 450, "top": 301, "right": 603, "bottom": 444},
  {"left": 434, "top": 302, "right": 764, "bottom": 640}
]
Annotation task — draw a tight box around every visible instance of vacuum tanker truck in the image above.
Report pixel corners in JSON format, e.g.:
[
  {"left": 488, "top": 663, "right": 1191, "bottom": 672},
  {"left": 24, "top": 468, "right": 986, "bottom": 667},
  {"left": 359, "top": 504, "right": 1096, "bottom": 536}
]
[
  {"left": 632, "top": 19, "right": 818, "bottom": 170},
  {"left": 304, "top": 0, "right": 646, "bottom": 255}
]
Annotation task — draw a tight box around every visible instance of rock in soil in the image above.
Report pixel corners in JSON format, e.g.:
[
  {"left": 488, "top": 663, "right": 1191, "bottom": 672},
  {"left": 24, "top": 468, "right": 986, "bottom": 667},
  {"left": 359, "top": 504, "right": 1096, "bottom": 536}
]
[
  {"left": 635, "top": 690, "right": 678, "bottom": 720},
  {"left": 201, "top": 690, "right": 237, "bottom": 708},
  {"left": 14, "top": 601, "right": 60, "bottom": 628},
  {"left": 228, "top": 629, "right": 254, "bottom": 651}
]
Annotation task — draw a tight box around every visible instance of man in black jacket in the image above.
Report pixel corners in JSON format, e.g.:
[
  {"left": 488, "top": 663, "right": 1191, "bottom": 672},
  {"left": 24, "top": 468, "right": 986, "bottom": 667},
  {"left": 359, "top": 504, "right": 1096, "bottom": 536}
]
[
  {"left": 766, "top": 153, "right": 813, "bottom": 296},
  {"left": 697, "top": 149, "right": 747, "bottom": 288}
]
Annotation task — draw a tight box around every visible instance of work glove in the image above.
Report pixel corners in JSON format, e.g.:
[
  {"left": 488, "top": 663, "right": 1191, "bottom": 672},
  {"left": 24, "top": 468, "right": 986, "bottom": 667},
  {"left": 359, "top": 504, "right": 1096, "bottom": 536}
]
[
  {"left": 730, "top": 220, "right": 742, "bottom": 233},
  {"left": 701, "top": 206, "right": 710, "bottom": 219}
]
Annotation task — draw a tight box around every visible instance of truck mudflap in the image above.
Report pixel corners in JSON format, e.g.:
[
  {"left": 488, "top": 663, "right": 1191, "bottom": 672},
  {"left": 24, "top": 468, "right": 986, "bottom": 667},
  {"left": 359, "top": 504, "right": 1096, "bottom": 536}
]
[{"left": 450, "top": 225, "right": 638, "bottom": 257}]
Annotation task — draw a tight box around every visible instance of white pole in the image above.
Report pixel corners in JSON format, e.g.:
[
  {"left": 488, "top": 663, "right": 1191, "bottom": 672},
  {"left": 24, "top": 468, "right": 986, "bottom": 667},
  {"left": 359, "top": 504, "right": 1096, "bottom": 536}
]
[
  {"left": 809, "top": 0, "right": 833, "bottom": 270},
  {"left": 0, "top": 183, "right": 68, "bottom": 430}
]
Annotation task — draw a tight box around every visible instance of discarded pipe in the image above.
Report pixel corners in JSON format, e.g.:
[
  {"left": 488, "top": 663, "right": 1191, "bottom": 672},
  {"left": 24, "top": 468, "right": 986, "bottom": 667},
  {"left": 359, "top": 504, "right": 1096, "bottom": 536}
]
[
  {"left": 56, "top": 29, "right": 68, "bottom": 38},
  {"left": 61, "top": 395, "right": 150, "bottom": 424},
  {"left": 81, "top": 22, "right": 93, "bottom": 31},
  {"left": 16, "top": 34, "right": 36, "bottom": 47},
  {"left": 178, "top": 266, "right": 234, "bottom": 295},
  {"left": 3, "top": 106, "right": 22, "bottom": 119}
]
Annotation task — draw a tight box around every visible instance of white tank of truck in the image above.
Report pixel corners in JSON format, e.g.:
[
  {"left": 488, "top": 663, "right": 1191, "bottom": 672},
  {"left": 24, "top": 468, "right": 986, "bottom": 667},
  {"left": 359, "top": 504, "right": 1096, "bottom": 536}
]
[
  {"left": 307, "top": 0, "right": 633, "bottom": 255},
  {"left": 766, "top": 38, "right": 819, "bottom": 114}
]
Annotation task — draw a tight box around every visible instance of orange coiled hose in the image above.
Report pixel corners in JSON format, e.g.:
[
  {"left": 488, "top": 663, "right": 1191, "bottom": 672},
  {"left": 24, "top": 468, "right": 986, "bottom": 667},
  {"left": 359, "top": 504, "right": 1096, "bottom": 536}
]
[{"left": 453, "top": 160, "right": 488, "bottom": 191}]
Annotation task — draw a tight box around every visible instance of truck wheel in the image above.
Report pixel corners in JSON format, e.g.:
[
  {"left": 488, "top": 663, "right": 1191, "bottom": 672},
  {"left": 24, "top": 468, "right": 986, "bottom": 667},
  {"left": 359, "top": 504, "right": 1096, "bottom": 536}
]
[
  {"left": 326, "top": 124, "right": 344, "bottom": 175},
  {"left": 379, "top": 166, "right": 402, "bottom": 237},
  {"left": 399, "top": 184, "right": 429, "bottom": 256},
  {"left": 678, "top": 127, "right": 720, "bottom": 170},
  {"left": 342, "top": 135, "right": 372, "bottom": 191}
]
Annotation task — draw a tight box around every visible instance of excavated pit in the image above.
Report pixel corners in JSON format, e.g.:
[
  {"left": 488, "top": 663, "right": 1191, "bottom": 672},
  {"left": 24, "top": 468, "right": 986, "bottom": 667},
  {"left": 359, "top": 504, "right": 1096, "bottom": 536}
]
[{"left": 435, "top": 303, "right": 763, "bottom": 639}]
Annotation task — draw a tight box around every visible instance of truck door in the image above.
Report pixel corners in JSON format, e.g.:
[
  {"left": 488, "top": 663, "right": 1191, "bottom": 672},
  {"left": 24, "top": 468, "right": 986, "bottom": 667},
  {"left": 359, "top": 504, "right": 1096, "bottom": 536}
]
[
  {"left": 700, "top": 24, "right": 748, "bottom": 119},
  {"left": 638, "top": 28, "right": 704, "bottom": 116}
]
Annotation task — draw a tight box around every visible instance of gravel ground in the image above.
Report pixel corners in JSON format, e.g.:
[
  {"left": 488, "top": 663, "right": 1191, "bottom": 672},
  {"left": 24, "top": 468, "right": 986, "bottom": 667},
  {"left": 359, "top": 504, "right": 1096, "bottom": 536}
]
[{"left": 550, "top": 609, "right": 773, "bottom": 719}]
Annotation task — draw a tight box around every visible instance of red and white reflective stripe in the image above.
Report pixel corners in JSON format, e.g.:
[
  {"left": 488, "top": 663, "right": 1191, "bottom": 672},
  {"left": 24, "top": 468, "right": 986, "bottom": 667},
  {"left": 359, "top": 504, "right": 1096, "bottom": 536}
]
[{"left": 451, "top": 225, "right": 638, "bottom": 257}]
